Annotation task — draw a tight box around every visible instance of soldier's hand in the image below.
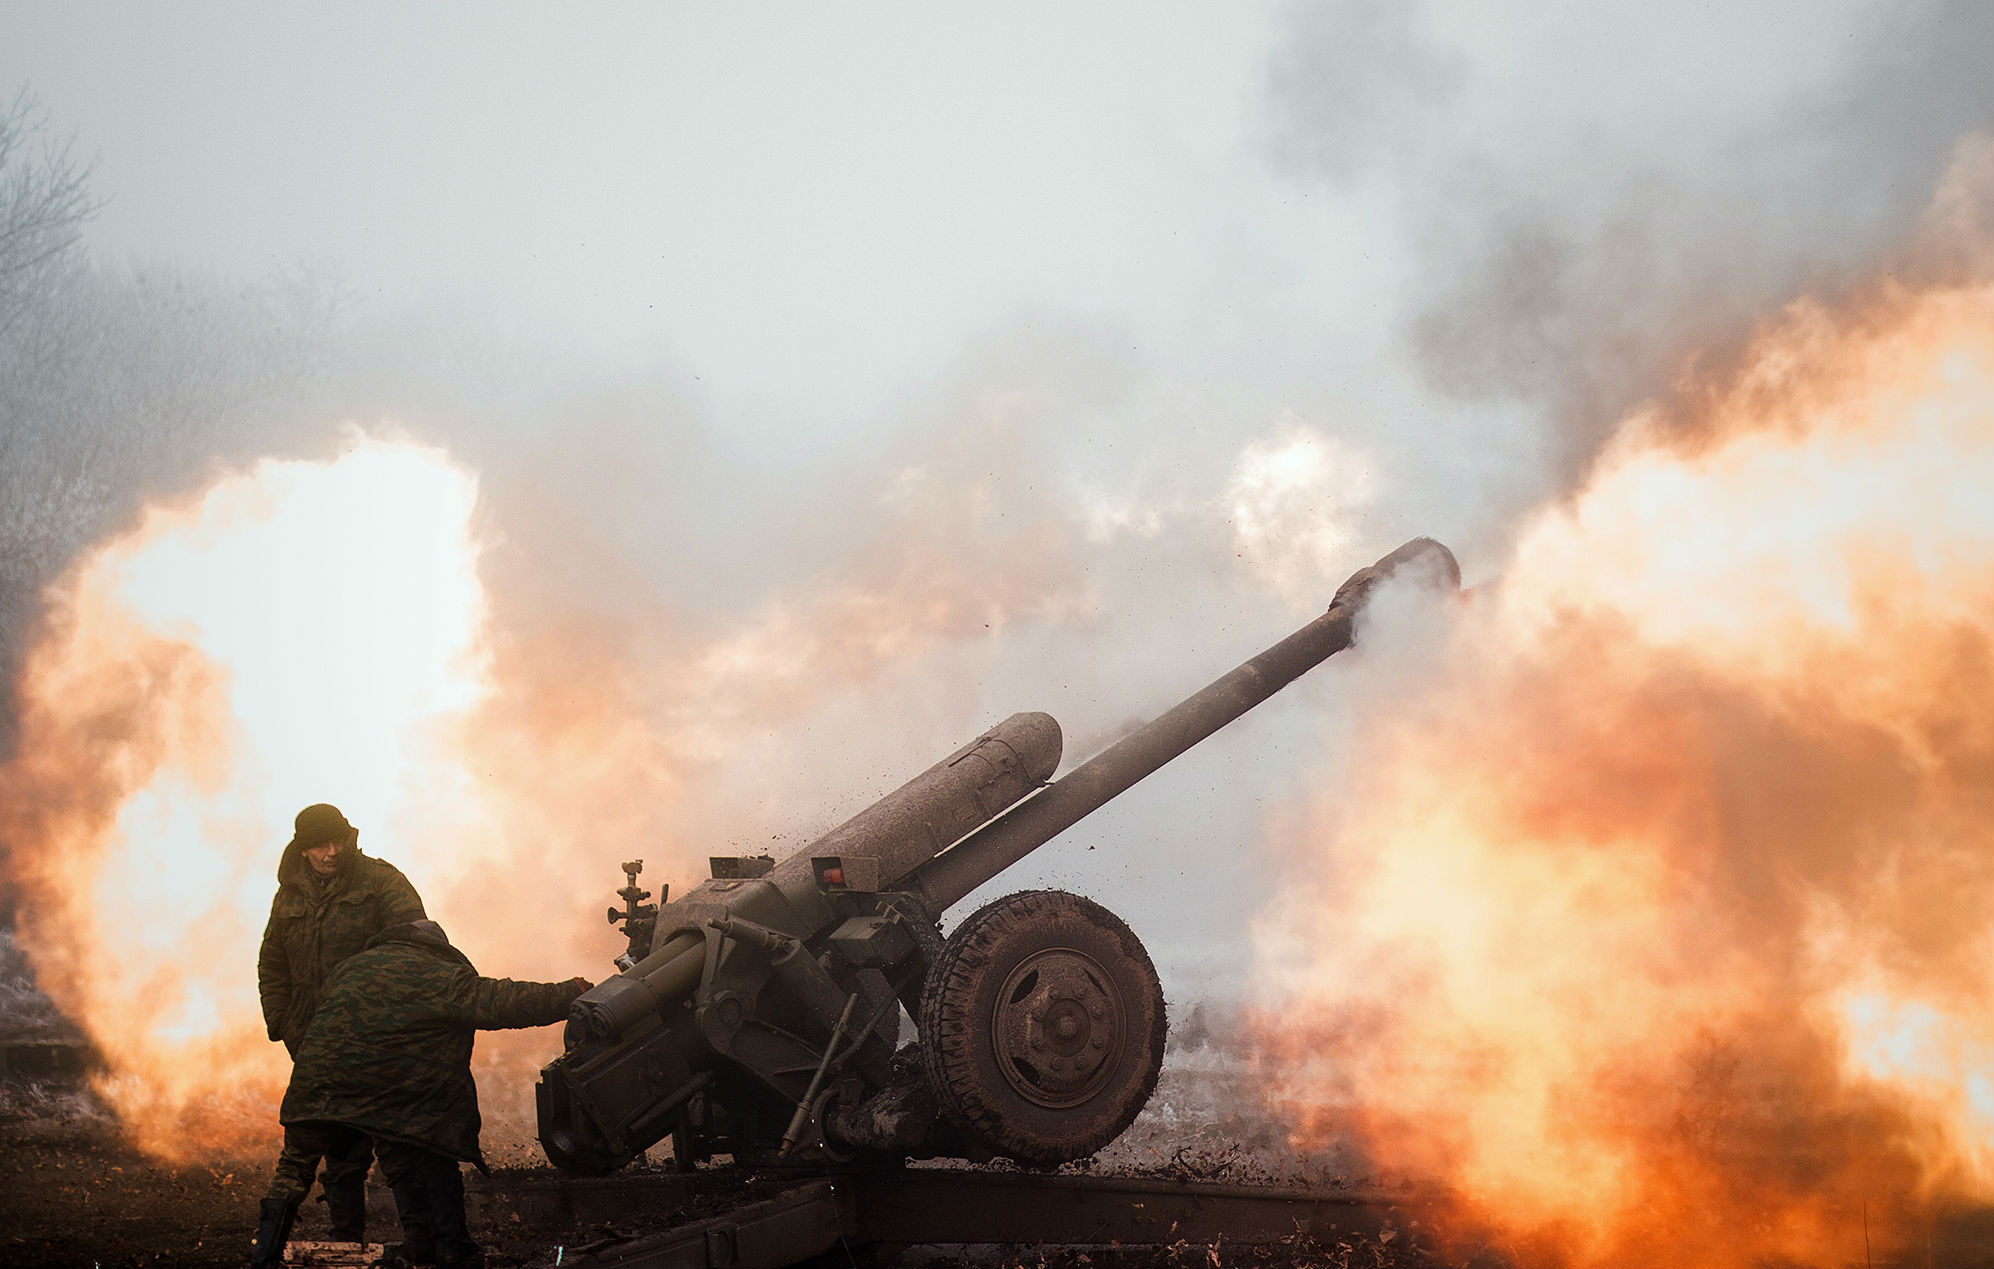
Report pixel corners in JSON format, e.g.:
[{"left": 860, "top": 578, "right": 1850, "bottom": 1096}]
[{"left": 569, "top": 976, "right": 593, "bottom": 993}]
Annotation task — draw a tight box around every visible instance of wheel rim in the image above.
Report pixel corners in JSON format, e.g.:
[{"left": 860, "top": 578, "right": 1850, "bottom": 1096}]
[{"left": 989, "top": 945, "right": 1125, "bottom": 1109}]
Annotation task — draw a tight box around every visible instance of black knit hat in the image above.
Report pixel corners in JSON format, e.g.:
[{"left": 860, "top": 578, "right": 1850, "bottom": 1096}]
[{"left": 290, "top": 803, "right": 354, "bottom": 851}]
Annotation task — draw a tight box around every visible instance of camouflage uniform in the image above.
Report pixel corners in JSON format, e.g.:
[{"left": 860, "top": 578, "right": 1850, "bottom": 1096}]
[
  {"left": 273, "top": 921, "right": 583, "bottom": 1267},
  {"left": 257, "top": 831, "right": 426, "bottom": 1053},
  {"left": 253, "top": 804, "right": 424, "bottom": 1250}
]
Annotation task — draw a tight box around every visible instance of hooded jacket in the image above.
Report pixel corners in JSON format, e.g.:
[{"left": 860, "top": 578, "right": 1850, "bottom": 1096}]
[
  {"left": 257, "top": 839, "right": 426, "bottom": 1050},
  {"left": 279, "top": 922, "right": 582, "bottom": 1167}
]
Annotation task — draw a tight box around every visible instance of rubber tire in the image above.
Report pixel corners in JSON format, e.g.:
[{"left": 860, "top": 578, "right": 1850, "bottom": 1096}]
[{"left": 921, "top": 890, "right": 1166, "bottom": 1167}]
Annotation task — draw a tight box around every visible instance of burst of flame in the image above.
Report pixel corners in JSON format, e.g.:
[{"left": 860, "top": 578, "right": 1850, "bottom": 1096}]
[
  {"left": 1253, "top": 282, "right": 1994, "bottom": 1266},
  {"left": 0, "top": 434, "right": 490, "bottom": 1158}
]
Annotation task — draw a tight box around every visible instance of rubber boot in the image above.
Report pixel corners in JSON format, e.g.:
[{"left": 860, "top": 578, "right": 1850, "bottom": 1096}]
[
  {"left": 424, "top": 1163, "right": 482, "bottom": 1269},
  {"left": 322, "top": 1176, "right": 368, "bottom": 1243},
  {"left": 247, "top": 1196, "right": 299, "bottom": 1269},
  {"left": 384, "top": 1171, "right": 437, "bottom": 1268}
]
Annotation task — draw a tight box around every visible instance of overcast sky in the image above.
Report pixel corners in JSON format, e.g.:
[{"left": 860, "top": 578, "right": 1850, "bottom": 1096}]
[
  {"left": 5, "top": 1, "right": 1988, "bottom": 991},
  {"left": 10, "top": 4, "right": 1979, "bottom": 475},
  {"left": 4, "top": 7, "right": 1313, "bottom": 438}
]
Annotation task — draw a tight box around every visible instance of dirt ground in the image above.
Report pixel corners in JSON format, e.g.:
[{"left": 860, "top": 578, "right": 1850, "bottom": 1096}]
[
  {"left": 0, "top": 1105, "right": 740, "bottom": 1269},
  {"left": 13, "top": 1064, "right": 1994, "bottom": 1269},
  {"left": 0, "top": 1065, "right": 1440, "bottom": 1269}
]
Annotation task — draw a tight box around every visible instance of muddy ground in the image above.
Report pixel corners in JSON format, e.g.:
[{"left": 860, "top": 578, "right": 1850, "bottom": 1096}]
[
  {"left": 1, "top": 1062, "right": 1444, "bottom": 1269},
  {"left": 18, "top": 1056, "right": 1991, "bottom": 1269}
]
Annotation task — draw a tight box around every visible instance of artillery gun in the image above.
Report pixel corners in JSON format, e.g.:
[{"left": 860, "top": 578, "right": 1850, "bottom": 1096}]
[{"left": 538, "top": 538, "right": 1459, "bottom": 1175}]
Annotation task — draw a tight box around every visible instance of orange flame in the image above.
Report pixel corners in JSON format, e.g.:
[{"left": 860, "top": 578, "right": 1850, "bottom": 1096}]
[
  {"left": 1252, "top": 281, "right": 1994, "bottom": 1265},
  {"left": 0, "top": 435, "right": 491, "bottom": 1157}
]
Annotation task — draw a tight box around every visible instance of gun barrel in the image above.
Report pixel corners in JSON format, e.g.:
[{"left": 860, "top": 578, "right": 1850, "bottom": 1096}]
[{"left": 909, "top": 537, "right": 1458, "bottom": 913}]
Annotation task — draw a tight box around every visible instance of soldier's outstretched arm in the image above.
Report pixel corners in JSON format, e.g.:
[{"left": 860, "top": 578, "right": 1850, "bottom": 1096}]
[{"left": 444, "top": 969, "right": 588, "bottom": 1030}]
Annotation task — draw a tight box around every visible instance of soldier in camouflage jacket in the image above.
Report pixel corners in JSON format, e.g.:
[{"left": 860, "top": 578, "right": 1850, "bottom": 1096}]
[
  {"left": 249, "top": 919, "right": 587, "bottom": 1269},
  {"left": 253, "top": 802, "right": 425, "bottom": 1246},
  {"left": 258, "top": 803, "right": 427, "bottom": 1053}
]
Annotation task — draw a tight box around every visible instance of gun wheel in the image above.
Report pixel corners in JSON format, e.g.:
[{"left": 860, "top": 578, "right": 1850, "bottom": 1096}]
[{"left": 921, "top": 890, "right": 1166, "bottom": 1167}]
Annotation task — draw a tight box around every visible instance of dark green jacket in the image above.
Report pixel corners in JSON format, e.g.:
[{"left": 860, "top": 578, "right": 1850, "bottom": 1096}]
[
  {"left": 257, "top": 842, "right": 426, "bottom": 1050},
  {"left": 279, "top": 923, "right": 582, "bottom": 1166}
]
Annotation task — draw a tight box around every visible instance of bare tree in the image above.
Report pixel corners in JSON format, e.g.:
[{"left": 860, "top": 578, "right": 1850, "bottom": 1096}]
[{"left": 0, "top": 90, "right": 97, "bottom": 341}]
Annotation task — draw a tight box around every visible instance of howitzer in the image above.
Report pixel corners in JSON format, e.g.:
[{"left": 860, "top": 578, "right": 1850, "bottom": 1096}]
[{"left": 538, "top": 538, "right": 1459, "bottom": 1173}]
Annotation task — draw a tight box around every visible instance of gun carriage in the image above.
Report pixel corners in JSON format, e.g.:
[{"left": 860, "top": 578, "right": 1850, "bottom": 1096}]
[{"left": 538, "top": 538, "right": 1459, "bottom": 1174}]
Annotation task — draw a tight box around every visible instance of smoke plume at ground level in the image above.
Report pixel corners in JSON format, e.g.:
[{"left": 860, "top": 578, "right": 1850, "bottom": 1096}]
[{"left": 1251, "top": 280, "right": 1994, "bottom": 1267}]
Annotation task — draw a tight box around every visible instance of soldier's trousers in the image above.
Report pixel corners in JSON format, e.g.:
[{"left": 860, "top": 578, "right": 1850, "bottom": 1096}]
[
  {"left": 383, "top": 1145, "right": 478, "bottom": 1265},
  {"left": 267, "top": 1124, "right": 477, "bottom": 1263},
  {"left": 265, "top": 1120, "right": 374, "bottom": 1202}
]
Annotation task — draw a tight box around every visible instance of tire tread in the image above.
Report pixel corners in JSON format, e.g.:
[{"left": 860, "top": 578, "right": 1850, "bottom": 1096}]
[{"left": 920, "top": 890, "right": 1165, "bottom": 1166}]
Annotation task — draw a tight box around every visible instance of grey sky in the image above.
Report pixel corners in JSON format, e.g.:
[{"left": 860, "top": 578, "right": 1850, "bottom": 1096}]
[
  {"left": 9, "top": 2, "right": 1974, "bottom": 491},
  {"left": 5, "top": 5, "right": 1338, "bottom": 439}
]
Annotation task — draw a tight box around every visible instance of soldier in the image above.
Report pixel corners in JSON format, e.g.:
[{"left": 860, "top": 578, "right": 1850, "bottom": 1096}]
[
  {"left": 256, "top": 802, "right": 426, "bottom": 1242},
  {"left": 248, "top": 919, "right": 590, "bottom": 1269}
]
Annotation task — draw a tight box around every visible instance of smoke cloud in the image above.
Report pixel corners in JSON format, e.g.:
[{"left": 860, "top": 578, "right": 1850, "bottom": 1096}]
[{"left": 1266, "top": 0, "right": 1994, "bottom": 489}]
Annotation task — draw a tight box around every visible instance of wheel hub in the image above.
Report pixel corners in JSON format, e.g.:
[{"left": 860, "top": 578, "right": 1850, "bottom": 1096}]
[{"left": 991, "top": 947, "right": 1123, "bottom": 1108}]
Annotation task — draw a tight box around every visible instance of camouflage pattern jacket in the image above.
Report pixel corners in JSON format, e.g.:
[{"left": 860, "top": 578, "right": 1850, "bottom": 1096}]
[
  {"left": 280, "top": 923, "right": 582, "bottom": 1166},
  {"left": 257, "top": 843, "right": 426, "bottom": 1050}
]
